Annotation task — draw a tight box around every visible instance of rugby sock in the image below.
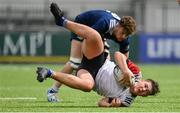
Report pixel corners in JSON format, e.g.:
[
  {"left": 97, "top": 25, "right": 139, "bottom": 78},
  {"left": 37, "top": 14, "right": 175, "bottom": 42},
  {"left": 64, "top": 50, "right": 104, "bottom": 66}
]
[
  {"left": 47, "top": 69, "right": 55, "bottom": 78},
  {"left": 56, "top": 17, "right": 68, "bottom": 27},
  {"left": 52, "top": 85, "right": 59, "bottom": 93}
]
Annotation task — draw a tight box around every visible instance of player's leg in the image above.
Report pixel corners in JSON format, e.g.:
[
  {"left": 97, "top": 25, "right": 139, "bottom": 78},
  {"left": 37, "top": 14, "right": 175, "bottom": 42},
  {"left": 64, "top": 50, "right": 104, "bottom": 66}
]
[
  {"left": 37, "top": 20, "right": 103, "bottom": 91},
  {"left": 37, "top": 66, "right": 94, "bottom": 92},
  {"left": 47, "top": 39, "right": 82, "bottom": 102},
  {"left": 47, "top": 62, "right": 73, "bottom": 102},
  {"left": 37, "top": 3, "right": 103, "bottom": 92},
  {"left": 69, "top": 40, "right": 83, "bottom": 68},
  {"left": 47, "top": 16, "right": 84, "bottom": 100},
  {"left": 50, "top": 2, "right": 104, "bottom": 58},
  {"left": 47, "top": 21, "right": 103, "bottom": 91},
  {"left": 66, "top": 21, "right": 104, "bottom": 59}
]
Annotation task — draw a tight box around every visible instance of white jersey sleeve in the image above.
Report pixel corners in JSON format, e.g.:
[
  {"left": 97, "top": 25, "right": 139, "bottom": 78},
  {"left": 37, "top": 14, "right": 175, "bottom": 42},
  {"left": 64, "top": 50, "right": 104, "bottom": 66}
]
[{"left": 119, "top": 88, "right": 136, "bottom": 107}]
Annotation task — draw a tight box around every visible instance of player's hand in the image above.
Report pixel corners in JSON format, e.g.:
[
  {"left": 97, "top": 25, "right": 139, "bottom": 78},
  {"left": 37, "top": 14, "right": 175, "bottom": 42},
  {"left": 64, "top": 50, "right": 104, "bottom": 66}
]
[
  {"left": 119, "top": 74, "right": 131, "bottom": 86},
  {"left": 110, "top": 98, "right": 121, "bottom": 107},
  {"left": 119, "top": 70, "right": 135, "bottom": 87}
]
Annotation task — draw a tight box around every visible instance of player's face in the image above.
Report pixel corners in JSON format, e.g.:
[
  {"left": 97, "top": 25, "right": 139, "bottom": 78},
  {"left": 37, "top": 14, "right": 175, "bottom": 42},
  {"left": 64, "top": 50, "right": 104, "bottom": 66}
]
[
  {"left": 113, "top": 26, "right": 126, "bottom": 42},
  {"left": 131, "top": 80, "right": 152, "bottom": 96}
]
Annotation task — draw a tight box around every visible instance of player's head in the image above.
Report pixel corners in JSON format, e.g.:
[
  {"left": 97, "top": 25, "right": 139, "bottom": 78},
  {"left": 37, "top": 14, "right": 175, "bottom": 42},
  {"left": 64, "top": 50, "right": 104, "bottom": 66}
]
[
  {"left": 113, "top": 16, "right": 136, "bottom": 41},
  {"left": 130, "top": 79, "right": 160, "bottom": 97},
  {"left": 120, "top": 16, "right": 136, "bottom": 36}
]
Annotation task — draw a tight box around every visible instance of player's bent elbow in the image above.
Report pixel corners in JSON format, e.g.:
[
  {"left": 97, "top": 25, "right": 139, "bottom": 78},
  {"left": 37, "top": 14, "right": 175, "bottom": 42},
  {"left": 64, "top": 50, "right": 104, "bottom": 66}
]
[
  {"left": 98, "top": 101, "right": 110, "bottom": 107},
  {"left": 98, "top": 103, "right": 108, "bottom": 107},
  {"left": 82, "top": 83, "right": 94, "bottom": 92},
  {"left": 82, "top": 88, "right": 92, "bottom": 92}
]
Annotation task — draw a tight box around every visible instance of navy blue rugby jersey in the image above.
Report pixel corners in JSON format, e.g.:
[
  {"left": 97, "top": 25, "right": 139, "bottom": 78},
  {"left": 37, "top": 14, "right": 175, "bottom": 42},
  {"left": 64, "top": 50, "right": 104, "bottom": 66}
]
[{"left": 74, "top": 10, "right": 130, "bottom": 53}]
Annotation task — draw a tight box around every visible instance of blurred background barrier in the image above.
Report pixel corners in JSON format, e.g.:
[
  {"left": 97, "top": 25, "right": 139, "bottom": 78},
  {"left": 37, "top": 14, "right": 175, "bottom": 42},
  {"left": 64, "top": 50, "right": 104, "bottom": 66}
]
[
  {"left": 0, "top": 0, "right": 179, "bottom": 63},
  {"left": 0, "top": 31, "right": 71, "bottom": 63}
]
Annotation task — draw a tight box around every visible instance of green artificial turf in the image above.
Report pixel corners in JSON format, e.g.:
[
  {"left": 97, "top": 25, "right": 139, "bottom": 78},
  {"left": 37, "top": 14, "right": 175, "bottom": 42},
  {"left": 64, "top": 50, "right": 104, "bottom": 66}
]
[{"left": 0, "top": 64, "right": 180, "bottom": 112}]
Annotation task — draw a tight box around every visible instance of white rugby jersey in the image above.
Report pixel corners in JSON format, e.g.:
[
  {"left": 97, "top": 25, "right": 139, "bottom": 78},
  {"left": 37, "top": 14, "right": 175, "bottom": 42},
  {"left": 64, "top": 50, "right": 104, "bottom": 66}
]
[{"left": 94, "top": 59, "right": 136, "bottom": 107}]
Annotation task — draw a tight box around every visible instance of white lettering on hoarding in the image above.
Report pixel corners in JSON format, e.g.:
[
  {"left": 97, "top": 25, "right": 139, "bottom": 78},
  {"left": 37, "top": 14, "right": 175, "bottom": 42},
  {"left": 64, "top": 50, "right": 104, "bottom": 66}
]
[
  {"left": 45, "top": 33, "right": 52, "bottom": 56},
  {"left": 3, "top": 34, "right": 26, "bottom": 56},
  {"left": 30, "top": 32, "right": 44, "bottom": 56},
  {"left": 2, "top": 32, "right": 52, "bottom": 56},
  {"left": 147, "top": 38, "right": 180, "bottom": 58}
]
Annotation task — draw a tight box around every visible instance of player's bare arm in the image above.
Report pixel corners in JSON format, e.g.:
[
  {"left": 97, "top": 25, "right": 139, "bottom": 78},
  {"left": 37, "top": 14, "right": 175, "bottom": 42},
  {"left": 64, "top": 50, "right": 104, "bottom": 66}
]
[
  {"left": 114, "top": 51, "right": 134, "bottom": 86},
  {"left": 98, "top": 97, "right": 123, "bottom": 107},
  {"left": 123, "top": 51, "right": 129, "bottom": 58},
  {"left": 98, "top": 97, "right": 111, "bottom": 107}
]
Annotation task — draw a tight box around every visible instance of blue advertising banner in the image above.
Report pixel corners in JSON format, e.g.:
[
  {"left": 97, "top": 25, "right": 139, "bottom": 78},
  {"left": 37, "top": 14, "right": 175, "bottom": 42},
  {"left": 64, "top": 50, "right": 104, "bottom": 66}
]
[{"left": 139, "top": 33, "right": 180, "bottom": 63}]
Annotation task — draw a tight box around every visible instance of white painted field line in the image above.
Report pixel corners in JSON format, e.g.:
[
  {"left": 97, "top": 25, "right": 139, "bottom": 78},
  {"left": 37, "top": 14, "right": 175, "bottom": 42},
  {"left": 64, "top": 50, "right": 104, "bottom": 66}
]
[{"left": 0, "top": 97, "right": 37, "bottom": 100}]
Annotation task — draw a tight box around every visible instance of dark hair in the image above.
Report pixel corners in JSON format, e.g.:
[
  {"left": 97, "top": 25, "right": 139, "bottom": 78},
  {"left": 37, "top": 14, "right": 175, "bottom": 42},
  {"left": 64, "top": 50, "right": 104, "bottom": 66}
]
[
  {"left": 119, "top": 16, "right": 136, "bottom": 36},
  {"left": 146, "top": 79, "right": 160, "bottom": 95}
]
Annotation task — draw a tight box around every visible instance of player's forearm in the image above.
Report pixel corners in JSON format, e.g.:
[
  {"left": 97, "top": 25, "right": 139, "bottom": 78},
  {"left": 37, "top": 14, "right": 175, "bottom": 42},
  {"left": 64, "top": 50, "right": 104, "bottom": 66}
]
[
  {"left": 98, "top": 97, "right": 111, "bottom": 107},
  {"left": 123, "top": 51, "right": 129, "bottom": 58},
  {"left": 98, "top": 97, "right": 123, "bottom": 107},
  {"left": 114, "top": 51, "right": 129, "bottom": 74},
  {"left": 114, "top": 51, "right": 134, "bottom": 86}
]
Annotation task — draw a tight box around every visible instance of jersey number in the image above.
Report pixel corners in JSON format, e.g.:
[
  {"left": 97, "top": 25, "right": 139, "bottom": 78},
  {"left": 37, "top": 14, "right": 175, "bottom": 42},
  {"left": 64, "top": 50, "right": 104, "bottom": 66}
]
[{"left": 106, "top": 10, "right": 120, "bottom": 20}]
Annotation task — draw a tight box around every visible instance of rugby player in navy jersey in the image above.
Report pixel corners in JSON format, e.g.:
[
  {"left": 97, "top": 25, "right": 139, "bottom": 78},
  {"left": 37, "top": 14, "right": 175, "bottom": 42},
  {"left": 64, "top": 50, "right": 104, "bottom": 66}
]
[
  {"left": 36, "top": 3, "right": 160, "bottom": 107},
  {"left": 47, "top": 2, "right": 136, "bottom": 102}
]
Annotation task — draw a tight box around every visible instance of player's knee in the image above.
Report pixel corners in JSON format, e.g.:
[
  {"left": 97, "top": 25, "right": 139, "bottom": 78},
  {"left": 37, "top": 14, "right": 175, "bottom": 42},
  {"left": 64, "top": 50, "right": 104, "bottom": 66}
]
[{"left": 69, "top": 57, "right": 82, "bottom": 69}]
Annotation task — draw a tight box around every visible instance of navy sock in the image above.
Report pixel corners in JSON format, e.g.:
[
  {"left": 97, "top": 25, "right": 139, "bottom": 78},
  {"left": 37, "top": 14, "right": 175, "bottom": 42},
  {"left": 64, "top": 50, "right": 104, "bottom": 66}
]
[
  {"left": 47, "top": 69, "right": 54, "bottom": 77},
  {"left": 56, "top": 17, "right": 68, "bottom": 27}
]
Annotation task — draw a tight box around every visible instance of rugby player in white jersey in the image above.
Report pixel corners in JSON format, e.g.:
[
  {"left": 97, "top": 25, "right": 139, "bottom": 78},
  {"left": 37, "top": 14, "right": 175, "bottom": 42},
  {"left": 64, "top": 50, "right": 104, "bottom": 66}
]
[{"left": 36, "top": 3, "right": 160, "bottom": 107}]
